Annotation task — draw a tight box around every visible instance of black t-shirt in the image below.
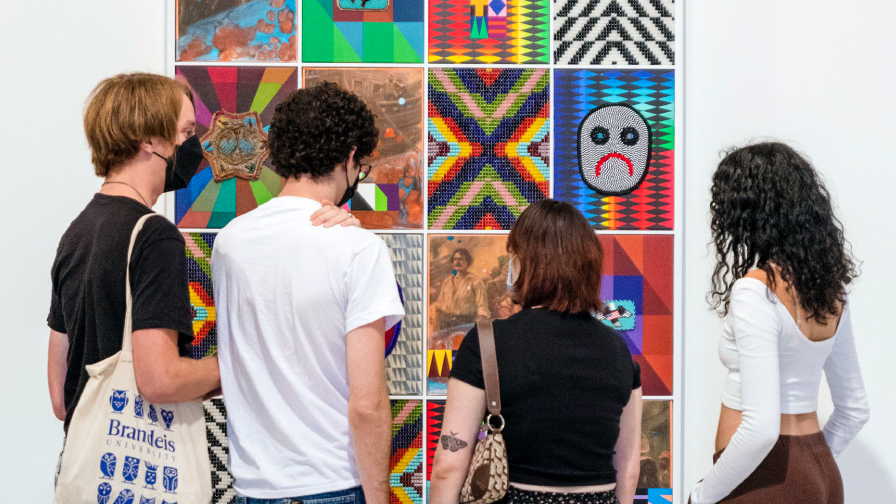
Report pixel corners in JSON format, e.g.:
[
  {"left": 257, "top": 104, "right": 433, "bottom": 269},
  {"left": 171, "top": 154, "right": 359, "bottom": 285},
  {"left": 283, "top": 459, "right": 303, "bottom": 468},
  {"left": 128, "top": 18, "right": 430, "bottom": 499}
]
[
  {"left": 450, "top": 308, "right": 641, "bottom": 486},
  {"left": 48, "top": 194, "right": 193, "bottom": 431}
]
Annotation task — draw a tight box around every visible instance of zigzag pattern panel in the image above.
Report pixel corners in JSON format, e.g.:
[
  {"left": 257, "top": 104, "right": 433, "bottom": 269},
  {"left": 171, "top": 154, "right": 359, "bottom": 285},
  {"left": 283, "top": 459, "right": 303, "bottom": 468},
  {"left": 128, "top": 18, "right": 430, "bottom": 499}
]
[
  {"left": 555, "top": 69, "right": 674, "bottom": 230},
  {"left": 204, "top": 398, "right": 235, "bottom": 504},
  {"left": 429, "top": 0, "right": 549, "bottom": 64},
  {"left": 379, "top": 234, "right": 425, "bottom": 395},
  {"left": 553, "top": 0, "right": 674, "bottom": 65},
  {"left": 174, "top": 66, "right": 298, "bottom": 229},
  {"left": 391, "top": 400, "right": 424, "bottom": 504},
  {"left": 428, "top": 69, "right": 550, "bottom": 230},
  {"left": 426, "top": 400, "right": 446, "bottom": 482},
  {"left": 599, "top": 235, "right": 673, "bottom": 395},
  {"left": 185, "top": 232, "right": 218, "bottom": 359},
  {"left": 302, "top": 0, "right": 424, "bottom": 63}
]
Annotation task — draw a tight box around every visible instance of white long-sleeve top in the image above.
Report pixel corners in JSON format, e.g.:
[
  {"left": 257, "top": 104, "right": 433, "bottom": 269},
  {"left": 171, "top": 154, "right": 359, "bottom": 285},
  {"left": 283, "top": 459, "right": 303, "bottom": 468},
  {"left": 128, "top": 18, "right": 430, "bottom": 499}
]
[{"left": 689, "top": 278, "right": 870, "bottom": 504}]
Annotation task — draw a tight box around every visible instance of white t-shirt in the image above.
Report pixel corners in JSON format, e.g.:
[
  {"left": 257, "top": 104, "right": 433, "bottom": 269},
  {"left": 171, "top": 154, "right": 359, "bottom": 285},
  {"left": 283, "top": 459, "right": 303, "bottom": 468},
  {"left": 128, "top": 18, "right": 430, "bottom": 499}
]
[{"left": 212, "top": 196, "right": 405, "bottom": 499}]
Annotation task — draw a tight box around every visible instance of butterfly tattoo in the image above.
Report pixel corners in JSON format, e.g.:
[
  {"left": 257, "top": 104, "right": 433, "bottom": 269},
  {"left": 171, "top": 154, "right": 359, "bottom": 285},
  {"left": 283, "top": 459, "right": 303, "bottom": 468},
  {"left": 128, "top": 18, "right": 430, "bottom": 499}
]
[{"left": 440, "top": 431, "right": 469, "bottom": 452}]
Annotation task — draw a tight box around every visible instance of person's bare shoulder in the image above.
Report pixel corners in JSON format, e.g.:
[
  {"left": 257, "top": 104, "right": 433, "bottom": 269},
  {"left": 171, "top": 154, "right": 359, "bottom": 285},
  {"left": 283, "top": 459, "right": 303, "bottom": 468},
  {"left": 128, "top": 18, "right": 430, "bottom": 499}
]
[{"left": 744, "top": 268, "right": 770, "bottom": 286}]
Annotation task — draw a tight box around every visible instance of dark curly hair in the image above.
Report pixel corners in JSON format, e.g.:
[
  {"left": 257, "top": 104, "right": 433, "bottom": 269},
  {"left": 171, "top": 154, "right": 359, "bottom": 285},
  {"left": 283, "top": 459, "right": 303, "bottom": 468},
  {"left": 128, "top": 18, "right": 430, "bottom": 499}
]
[
  {"left": 709, "top": 142, "right": 859, "bottom": 323},
  {"left": 268, "top": 81, "right": 378, "bottom": 179}
]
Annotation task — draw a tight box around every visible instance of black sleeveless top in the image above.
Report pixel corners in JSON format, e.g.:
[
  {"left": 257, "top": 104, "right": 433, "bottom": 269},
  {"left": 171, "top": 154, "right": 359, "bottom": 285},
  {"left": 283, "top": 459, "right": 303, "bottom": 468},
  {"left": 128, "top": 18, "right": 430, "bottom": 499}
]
[{"left": 450, "top": 308, "right": 641, "bottom": 486}]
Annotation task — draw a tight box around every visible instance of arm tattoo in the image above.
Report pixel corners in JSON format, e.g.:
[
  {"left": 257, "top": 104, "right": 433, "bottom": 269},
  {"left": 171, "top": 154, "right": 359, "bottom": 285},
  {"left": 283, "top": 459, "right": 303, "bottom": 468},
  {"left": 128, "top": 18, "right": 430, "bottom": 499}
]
[{"left": 440, "top": 431, "right": 469, "bottom": 452}]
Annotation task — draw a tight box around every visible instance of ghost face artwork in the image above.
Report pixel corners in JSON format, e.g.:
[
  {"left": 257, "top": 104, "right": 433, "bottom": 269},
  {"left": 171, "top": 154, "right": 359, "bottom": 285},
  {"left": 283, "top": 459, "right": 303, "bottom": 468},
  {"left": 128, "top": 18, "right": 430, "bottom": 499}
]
[{"left": 577, "top": 104, "right": 652, "bottom": 196}]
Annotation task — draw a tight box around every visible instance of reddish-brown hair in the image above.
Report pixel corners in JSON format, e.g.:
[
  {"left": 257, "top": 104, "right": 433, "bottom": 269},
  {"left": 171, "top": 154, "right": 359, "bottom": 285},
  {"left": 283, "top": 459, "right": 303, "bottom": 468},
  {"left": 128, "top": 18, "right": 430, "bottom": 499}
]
[
  {"left": 83, "top": 73, "right": 192, "bottom": 177},
  {"left": 507, "top": 199, "right": 603, "bottom": 313}
]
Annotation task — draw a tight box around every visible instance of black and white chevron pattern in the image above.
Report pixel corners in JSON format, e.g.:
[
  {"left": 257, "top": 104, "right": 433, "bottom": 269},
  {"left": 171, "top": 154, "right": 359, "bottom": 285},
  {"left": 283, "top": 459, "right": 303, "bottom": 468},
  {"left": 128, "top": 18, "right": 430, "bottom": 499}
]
[
  {"left": 554, "top": 0, "right": 675, "bottom": 65},
  {"left": 204, "top": 398, "right": 236, "bottom": 504}
]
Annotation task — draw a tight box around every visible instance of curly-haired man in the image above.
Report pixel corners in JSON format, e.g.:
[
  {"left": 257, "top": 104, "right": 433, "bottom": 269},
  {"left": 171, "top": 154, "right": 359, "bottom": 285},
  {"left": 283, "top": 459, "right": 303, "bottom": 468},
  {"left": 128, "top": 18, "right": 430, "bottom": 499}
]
[{"left": 212, "top": 82, "right": 404, "bottom": 504}]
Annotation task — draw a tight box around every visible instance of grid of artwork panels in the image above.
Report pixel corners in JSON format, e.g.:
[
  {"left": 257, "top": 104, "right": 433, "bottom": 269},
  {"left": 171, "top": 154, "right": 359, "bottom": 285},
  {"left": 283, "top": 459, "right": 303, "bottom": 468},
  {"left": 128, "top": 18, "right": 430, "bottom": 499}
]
[{"left": 169, "top": 0, "right": 679, "bottom": 502}]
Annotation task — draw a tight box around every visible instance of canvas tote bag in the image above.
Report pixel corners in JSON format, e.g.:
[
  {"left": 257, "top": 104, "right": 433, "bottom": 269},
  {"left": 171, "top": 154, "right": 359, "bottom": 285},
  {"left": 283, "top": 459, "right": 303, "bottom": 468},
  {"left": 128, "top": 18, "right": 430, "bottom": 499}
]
[{"left": 54, "top": 213, "right": 212, "bottom": 504}]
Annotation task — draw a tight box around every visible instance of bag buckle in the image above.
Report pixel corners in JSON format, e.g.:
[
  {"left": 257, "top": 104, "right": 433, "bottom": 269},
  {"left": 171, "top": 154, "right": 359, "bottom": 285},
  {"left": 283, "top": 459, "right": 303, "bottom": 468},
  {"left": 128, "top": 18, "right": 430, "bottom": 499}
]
[{"left": 485, "top": 413, "right": 505, "bottom": 433}]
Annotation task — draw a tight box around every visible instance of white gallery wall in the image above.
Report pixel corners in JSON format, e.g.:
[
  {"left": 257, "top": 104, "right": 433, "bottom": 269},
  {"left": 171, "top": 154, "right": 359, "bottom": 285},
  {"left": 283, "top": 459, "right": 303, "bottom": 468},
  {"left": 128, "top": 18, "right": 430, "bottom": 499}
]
[
  {"left": 0, "top": 2, "right": 168, "bottom": 501},
  {"left": 0, "top": 1, "right": 894, "bottom": 502},
  {"left": 683, "top": 1, "right": 896, "bottom": 501}
]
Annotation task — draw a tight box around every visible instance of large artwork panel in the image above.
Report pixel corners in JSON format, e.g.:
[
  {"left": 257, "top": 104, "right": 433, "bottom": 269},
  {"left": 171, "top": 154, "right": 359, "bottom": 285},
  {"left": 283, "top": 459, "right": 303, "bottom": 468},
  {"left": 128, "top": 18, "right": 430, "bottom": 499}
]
[
  {"left": 637, "top": 400, "right": 673, "bottom": 502},
  {"left": 428, "top": 69, "right": 550, "bottom": 230},
  {"left": 429, "top": 0, "right": 550, "bottom": 64},
  {"left": 391, "top": 400, "right": 425, "bottom": 504},
  {"left": 205, "top": 398, "right": 235, "bottom": 504},
  {"left": 425, "top": 400, "right": 445, "bottom": 485},
  {"left": 174, "top": 66, "right": 298, "bottom": 229},
  {"left": 176, "top": 0, "right": 297, "bottom": 62},
  {"left": 305, "top": 68, "right": 425, "bottom": 230},
  {"left": 427, "top": 234, "right": 514, "bottom": 394},
  {"left": 202, "top": 400, "right": 425, "bottom": 504},
  {"left": 553, "top": 0, "right": 674, "bottom": 65},
  {"left": 185, "top": 232, "right": 218, "bottom": 359},
  {"left": 379, "top": 234, "right": 425, "bottom": 395},
  {"left": 555, "top": 69, "right": 674, "bottom": 230},
  {"left": 302, "top": 0, "right": 425, "bottom": 63},
  {"left": 598, "top": 235, "right": 673, "bottom": 395},
  {"left": 426, "top": 400, "right": 673, "bottom": 501}
]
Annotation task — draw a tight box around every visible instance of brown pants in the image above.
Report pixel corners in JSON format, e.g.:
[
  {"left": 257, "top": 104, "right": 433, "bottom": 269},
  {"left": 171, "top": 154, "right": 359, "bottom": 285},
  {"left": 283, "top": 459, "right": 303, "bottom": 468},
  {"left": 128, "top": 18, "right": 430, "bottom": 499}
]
[{"left": 711, "top": 432, "right": 843, "bottom": 503}]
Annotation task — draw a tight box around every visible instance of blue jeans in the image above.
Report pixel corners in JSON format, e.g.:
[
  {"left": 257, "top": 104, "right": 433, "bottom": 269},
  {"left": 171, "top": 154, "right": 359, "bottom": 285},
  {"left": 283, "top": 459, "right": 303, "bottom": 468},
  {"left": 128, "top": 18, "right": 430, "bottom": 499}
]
[{"left": 235, "top": 486, "right": 366, "bottom": 504}]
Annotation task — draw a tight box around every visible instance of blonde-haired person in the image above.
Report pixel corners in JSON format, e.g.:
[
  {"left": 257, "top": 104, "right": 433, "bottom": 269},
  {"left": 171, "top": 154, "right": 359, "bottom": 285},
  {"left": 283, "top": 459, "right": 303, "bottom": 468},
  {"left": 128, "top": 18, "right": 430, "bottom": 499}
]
[
  {"left": 429, "top": 199, "right": 642, "bottom": 504},
  {"left": 46, "top": 73, "right": 355, "bottom": 483}
]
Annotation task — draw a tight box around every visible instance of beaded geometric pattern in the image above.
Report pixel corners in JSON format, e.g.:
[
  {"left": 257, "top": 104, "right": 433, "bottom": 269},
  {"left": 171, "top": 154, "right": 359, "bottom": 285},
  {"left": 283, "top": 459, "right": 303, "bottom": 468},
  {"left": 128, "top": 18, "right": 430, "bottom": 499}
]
[
  {"left": 176, "top": 0, "right": 297, "bottom": 62},
  {"left": 428, "top": 68, "right": 550, "bottom": 230},
  {"left": 599, "top": 235, "right": 673, "bottom": 395},
  {"left": 202, "top": 110, "right": 269, "bottom": 182},
  {"left": 391, "top": 400, "right": 424, "bottom": 504},
  {"left": 429, "top": 0, "right": 549, "bottom": 63},
  {"left": 553, "top": 0, "right": 674, "bottom": 65},
  {"left": 425, "top": 400, "right": 446, "bottom": 482},
  {"left": 174, "top": 66, "right": 297, "bottom": 229},
  {"left": 184, "top": 232, "right": 218, "bottom": 359},
  {"left": 302, "top": 0, "right": 424, "bottom": 62},
  {"left": 305, "top": 68, "right": 425, "bottom": 229},
  {"left": 379, "top": 234, "right": 425, "bottom": 395},
  {"left": 555, "top": 69, "right": 674, "bottom": 230},
  {"left": 204, "top": 398, "right": 235, "bottom": 504}
]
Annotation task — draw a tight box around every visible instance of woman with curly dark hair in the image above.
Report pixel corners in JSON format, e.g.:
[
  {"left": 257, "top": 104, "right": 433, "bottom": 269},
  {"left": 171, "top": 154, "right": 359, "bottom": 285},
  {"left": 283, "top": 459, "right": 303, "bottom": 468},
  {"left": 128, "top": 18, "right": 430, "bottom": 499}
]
[{"left": 688, "top": 143, "right": 870, "bottom": 503}]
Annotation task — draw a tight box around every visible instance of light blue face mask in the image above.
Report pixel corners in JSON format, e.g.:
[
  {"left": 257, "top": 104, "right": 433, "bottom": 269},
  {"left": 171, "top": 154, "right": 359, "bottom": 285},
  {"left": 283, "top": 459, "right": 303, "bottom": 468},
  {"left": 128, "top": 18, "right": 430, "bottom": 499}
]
[{"left": 506, "top": 256, "right": 517, "bottom": 291}]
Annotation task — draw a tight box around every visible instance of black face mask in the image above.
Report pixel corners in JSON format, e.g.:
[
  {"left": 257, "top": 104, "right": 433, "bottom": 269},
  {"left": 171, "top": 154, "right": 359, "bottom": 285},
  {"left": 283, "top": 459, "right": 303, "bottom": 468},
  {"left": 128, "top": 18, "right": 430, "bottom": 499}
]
[
  {"left": 154, "top": 135, "right": 204, "bottom": 192},
  {"left": 336, "top": 161, "right": 361, "bottom": 207}
]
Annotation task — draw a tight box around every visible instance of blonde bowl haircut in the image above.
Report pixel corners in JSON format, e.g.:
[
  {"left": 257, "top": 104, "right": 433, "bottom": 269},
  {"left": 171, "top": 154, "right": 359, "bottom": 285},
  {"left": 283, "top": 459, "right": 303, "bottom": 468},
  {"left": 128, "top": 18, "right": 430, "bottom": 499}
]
[{"left": 83, "top": 73, "right": 188, "bottom": 177}]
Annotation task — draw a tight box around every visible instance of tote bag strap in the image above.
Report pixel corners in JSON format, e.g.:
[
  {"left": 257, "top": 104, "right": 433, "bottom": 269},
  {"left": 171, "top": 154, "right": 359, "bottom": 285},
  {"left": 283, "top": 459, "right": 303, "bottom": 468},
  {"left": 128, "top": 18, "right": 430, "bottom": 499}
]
[{"left": 122, "top": 213, "right": 160, "bottom": 353}]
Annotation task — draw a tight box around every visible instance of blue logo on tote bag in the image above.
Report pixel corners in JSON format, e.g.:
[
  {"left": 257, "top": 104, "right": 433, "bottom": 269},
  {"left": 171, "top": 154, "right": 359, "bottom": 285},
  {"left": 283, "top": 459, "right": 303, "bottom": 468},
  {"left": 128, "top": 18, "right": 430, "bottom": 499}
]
[
  {"left": 160, "top": 409, "right": 174, "bottom": 431},
  {"left": 100, "top": 453, "right": 117, "bottom": 479},
  {"left": 110, "top": 390, "right": 129, "bottom": 413},
  {"left": 144, "top": 462, "right": 158, "bottom": 489},
  {"left": 97, "top": 482, "right": 113, "bottom": 504},
  {"left": 162, "top": 467, "right": 178, "bottom": 493},
  {"left": 122, "top": 456, "right": 140, "bottom": 484},
  {"left": 134, "top": 395, "right": 144, "bottom": 418},
  {"left": 113, "top": 489, "right": 135, "bottom": 504}
]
